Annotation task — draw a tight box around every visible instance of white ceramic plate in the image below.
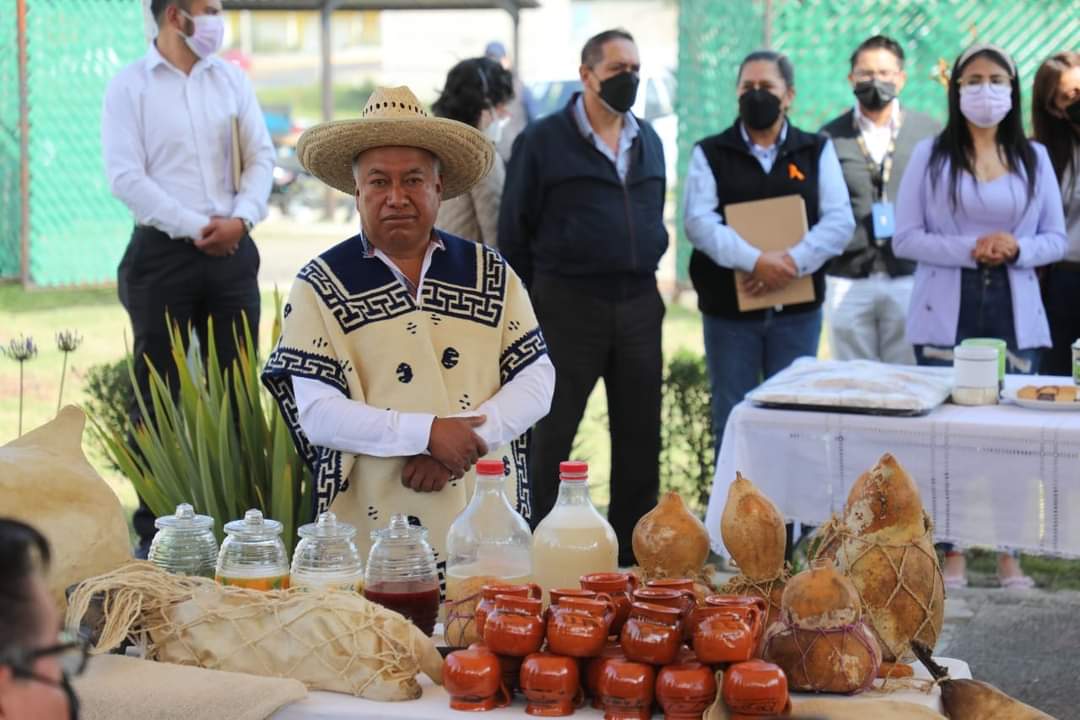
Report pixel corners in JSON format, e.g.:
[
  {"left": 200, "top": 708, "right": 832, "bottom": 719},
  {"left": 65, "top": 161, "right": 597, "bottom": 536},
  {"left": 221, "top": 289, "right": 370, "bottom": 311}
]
[{"left": 1002, "top": 388, "right": 1080, "bottom": 411}]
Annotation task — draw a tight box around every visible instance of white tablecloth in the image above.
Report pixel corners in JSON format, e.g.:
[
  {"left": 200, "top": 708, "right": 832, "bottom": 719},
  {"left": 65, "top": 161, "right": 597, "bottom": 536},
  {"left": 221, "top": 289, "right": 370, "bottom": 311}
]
[
  {"left": 705, "top": 374, "right": 1080, "bottom": 557},
  {"left": 272, "top": 658, "right": 970, "bottom": 718}
]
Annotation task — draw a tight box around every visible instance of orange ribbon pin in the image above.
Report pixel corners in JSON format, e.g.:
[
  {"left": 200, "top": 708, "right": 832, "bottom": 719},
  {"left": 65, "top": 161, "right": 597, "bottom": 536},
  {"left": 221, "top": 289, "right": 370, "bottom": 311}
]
[{"left": 788, "top": 163, "right": 805, "bottom": 181}]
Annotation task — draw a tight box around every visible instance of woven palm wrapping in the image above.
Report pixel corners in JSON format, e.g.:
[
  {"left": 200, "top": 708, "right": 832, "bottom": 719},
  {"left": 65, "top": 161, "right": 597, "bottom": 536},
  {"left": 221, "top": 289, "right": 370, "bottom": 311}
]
[
  {"left": 811, "top": 513, "right": 945, "bottom": 662},
  {"left": 66, "top": 562, "right": 443, "bottom": 701}
]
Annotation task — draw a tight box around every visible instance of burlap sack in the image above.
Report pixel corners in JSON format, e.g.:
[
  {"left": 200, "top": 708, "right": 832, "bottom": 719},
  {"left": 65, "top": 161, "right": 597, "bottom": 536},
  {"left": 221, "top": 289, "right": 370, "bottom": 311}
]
[
  {"left": 0, "top": 407, "right": 131, "bottom": 609},
  {"left": 67, "top": 563, "right": 444, "bottom": 701}
]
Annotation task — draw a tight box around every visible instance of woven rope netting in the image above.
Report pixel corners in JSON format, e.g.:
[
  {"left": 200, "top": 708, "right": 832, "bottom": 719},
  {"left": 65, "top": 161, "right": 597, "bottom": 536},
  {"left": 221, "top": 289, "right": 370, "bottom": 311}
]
[{"left": 66, "top": 562, "right": 442, "bottom": 700}]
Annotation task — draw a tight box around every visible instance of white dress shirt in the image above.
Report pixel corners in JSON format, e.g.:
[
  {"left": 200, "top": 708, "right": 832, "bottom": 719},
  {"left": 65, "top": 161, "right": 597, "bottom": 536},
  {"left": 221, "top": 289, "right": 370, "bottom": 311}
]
[
  {"left": 293, "top": 235, "right": 555, "bottom": 458},
  {"left": 102, "top": 43, "right": 274, "bottom": 240},
  {"left": 682, "top": 122, "right": 855, "bottom": 276},
  {"left": 853, "top": 99, "right": 901, "bottom": 165}
]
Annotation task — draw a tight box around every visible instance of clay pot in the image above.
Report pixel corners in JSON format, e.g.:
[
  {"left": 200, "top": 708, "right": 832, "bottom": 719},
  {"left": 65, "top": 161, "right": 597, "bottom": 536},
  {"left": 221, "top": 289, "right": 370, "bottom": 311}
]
[
  {"left": 597, "top": 659, "right": 656, "bottom": 720},
  {"left": 692, "top": 606, "right": 758, "bottom": 665},
  {"left": 484, "top": 595, "right": 546, "bottom": 657},
  {"left": 620, "top": 601, "right": 682, "bottom": 666},
  {"left": 656, "top": 662, "right": 718, "bottom": 720},
  {"left": 688, "top": 595, "right": 767, "bottom": 641},
  {"left": 546, "top": 596, "right": 616, "bottom": 658},
  {"left": 475, "top": 583, "right": 542, "bottom": 640},
  {"left": 580, "top": 572, "right": 638, "bottom": 636},
  {"left": 632, "top": 587, "right": 694, "bottom": 641},
  {"left": 584, "top": 642, "right": 625, "bottom": 709},
  {"left": 549, "top": 587, "right": 605, "bottom": 605},
  {"left": 520, "top": 652, "right": 583, "bottom": 717},
  {"left": 645, "top": 578, "right": 697, "bottom": 604},
  {"left": 721, "top": 659, "right": 791, "bottom": 716},
  {"left": 443, "top": 647, "right": 511, "bottom": 712}
]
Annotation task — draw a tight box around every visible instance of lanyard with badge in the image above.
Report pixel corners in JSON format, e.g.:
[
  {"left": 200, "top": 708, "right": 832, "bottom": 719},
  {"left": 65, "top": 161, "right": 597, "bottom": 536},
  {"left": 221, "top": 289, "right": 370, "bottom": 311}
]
[{"left": 853, "top": 111, "right": 902, "bottom": 245}]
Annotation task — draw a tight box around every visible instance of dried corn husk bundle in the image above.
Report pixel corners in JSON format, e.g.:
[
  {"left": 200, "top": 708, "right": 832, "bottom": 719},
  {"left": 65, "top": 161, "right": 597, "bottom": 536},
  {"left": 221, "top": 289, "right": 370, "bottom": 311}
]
[
  {"left": 66, "top": 562, "right": 443, "bottom": 701},
  {"left": 763, "top": 559, "right": 881, "bottom": 694},
  {"left": 717, "top": 472, "right": 789, "bottom": 627},
  {"left": 817, "top": 454, "right": 944, "bottom": 663}
]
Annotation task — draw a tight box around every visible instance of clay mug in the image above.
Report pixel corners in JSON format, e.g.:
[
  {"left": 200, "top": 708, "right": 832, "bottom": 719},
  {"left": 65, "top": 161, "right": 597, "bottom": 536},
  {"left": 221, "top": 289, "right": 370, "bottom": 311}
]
[
  {"left": 546, "top": 588, "right": 612, "bottom": 623},
  {"left": 474, "top": 582, "right": 542, "bottom": 640},
  {"left": 519, "top": 652, "right": 584, "bottom": 717},
  {"left": 580, "top": 572, "right": 637, "bottom": 636},
  {"left": 597, "top": 658, "right": 656, "bottom": 720},
  {"left": 620, "top": 601, "right": 682, "bottom": 666},
  {"left": 546, "top": 596, "right": 616, "bottom": 658},
  {"left": 692, "top": 606, "right": 757, "bottom": 665},
  {"left": 721, "top": 659, "right": 791, "bottom": 716},
  {"left": 630, "top": 587, "right": 692, "bottom": 640},
  {"left": 688, "top": 595, "right": 767, "bottom": 642},
  {"left": 644, "top": 578, "right": 697, "bottom": 611},
  {"left": 656, "top": 662, "right": 718, "bottom": 720},
  {"left": 584, "top": 641, "right": 624, "bottom": 709},
  {"left": 443, "top": 647, "right": 511, "bottom": 712},
  {"left": 483, "top": 594, "right": 546, "bottom": 657}
]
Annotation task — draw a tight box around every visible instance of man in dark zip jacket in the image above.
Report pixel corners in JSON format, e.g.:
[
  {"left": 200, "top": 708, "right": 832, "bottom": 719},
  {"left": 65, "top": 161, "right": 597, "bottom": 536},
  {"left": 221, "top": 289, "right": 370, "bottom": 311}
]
[{"left": 498, "top": 29, "right": 668, "bottom": 565}]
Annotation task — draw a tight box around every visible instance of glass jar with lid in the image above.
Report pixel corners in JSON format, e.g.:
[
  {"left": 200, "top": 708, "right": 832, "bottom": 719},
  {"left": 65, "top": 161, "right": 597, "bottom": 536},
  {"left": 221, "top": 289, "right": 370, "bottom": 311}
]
[
  {"left": 363, "top": 513, "right": 440, "bottom": 636},
  {"left": 215, "top": 509, "right": 290, "bottom": 591},
  {"left": 291, "top": 511, "right": 364, "bottom": 593},
  {"left": 148, "top": 503, "right": 218, "bottom": 578}
]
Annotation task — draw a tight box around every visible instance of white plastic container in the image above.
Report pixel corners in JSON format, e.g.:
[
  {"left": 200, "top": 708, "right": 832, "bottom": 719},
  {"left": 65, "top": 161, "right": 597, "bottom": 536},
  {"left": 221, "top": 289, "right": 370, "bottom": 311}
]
[{"left": 952, "top": 345, "right": 999, "bottom": 406}]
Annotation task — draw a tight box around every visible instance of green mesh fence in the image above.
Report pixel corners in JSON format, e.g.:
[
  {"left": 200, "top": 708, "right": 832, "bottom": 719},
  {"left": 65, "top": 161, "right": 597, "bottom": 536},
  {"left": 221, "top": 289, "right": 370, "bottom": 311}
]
[
  {"left": 2, "top": 0, "right": 146, "bottom": 286},
  {"left": 675, "top": 0, "right": 1080, "bottom": 283}
]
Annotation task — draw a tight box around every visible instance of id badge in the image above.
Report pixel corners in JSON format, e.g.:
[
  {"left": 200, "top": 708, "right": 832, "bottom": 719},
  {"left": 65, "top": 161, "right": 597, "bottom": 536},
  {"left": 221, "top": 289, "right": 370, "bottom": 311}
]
[{"left": 871, "top": 200, "right": 895, "bottom": 244}]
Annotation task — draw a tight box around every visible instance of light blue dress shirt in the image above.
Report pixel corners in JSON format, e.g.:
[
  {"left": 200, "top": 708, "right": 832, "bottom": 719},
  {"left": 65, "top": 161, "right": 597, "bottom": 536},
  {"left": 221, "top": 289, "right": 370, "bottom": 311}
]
[
  {"left": 572, "top": 94, "right": 640, "bottom": 183},
  {"left": 682, "top": 121, "right": 855, "bottom": 277}
]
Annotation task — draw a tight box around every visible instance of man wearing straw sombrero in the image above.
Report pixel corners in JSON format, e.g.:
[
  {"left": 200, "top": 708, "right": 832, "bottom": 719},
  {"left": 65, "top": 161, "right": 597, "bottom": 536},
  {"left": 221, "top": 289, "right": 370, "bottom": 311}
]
[{"left": 262, "top": 86, "right": 554, "bottom": 576}]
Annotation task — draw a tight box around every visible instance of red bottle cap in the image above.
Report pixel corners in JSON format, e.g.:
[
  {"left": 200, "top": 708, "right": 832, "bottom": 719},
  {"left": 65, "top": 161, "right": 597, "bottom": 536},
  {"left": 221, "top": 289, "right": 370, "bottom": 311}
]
[
  {"left": 559, "top": 461, "right": 589, "bottom": 482},
  {"left": 476, "top": 459, "right": 505, "bottom": 476}
]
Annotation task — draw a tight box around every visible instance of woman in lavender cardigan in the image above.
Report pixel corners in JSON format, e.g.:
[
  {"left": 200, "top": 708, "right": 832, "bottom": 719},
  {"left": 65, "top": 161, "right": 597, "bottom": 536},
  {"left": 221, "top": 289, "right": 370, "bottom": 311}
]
[{"left": 894, "top": 44, "right": 1067, "bottom": 590}]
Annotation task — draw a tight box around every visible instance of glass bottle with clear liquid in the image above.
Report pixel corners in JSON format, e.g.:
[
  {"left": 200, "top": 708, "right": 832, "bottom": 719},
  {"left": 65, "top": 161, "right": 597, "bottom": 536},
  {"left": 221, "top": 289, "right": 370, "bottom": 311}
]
[
  {"left": 444, "top": 459, "right": 534, "bottom": 644},
  {"left": 531, "top": 461, "right": 618, "bottom": 605},
  {"left": 291, "top": 511, "right": 364, "bottom": 593}
]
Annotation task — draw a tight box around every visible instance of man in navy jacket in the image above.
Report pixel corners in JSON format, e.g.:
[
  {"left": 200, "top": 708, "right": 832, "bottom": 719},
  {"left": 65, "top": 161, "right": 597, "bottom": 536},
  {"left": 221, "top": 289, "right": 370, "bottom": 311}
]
[{"left": 498, "top": 29, "right": 668, "bottom": 565}]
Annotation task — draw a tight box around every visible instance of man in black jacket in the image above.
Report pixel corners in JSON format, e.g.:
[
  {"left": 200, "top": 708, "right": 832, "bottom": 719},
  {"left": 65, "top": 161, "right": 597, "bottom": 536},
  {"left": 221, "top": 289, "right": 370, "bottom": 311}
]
[
  {"left": 498, "top": 29, "right": 668, "bottom": 565},
  {"left": 821, "top": 35, "right": 941, "bottom": 364}
]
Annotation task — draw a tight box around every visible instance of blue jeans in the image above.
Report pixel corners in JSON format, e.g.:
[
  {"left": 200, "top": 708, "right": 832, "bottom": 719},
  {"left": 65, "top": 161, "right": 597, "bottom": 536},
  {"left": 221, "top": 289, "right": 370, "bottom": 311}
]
[
  {"left": 914, "top": 266, "right": 1041, "bottom": 375},
  {"left": 703, "top": 307, "right": 823, "bottom": 456}
]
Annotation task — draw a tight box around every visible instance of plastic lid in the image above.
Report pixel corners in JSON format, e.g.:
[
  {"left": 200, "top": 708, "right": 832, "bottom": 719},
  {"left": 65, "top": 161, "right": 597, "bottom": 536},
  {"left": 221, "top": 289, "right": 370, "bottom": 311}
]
[
  {"left": 476, "top": 459, "right": 505, "bottom": 476},
  {"left": 298, "top": 511, "right": 357, "bottom": 540},
  {"left": 370, "top": 512, "right": 429, "bottom": 543},
  {"left": 559, "top": 460, "right": 589, "bottom": 482},
  {"left": 223, "top": 508, "right": 283, "bottom": 539},
  {"left": 154, "top": 503, "right": 213, "bottom": 531}
]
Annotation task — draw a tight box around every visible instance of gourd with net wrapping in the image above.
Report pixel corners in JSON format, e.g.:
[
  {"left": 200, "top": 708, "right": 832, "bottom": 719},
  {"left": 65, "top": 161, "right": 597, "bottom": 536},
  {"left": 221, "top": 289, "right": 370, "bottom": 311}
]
[
  {"left": 812, "top": 453, "right": 945, "bottom": 663},
  {"left": 717, "top": 472, "right": 790, "bottom": 628},
  {"left": 66, "top": 563, "right": 443, "bottom": 701}
]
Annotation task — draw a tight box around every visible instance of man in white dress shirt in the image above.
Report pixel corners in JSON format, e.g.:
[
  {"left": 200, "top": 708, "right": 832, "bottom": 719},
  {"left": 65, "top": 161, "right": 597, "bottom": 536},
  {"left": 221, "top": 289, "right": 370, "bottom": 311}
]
[{"left": 102, "top": 0, "right": 274, "bottom": 552}]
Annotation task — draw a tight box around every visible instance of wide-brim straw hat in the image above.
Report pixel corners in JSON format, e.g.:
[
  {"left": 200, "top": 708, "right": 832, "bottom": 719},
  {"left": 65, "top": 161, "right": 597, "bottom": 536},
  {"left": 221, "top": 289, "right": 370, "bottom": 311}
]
[{"left": 296, "top": 85, "right": 494, "bottom": 200}]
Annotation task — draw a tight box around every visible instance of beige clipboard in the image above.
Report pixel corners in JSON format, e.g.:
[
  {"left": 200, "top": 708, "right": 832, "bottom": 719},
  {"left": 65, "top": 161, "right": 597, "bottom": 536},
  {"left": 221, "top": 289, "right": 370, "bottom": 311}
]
[
  {"left": 725, "top": 194, "right": 814, "bottom": 311},
  {"left": 230, "top": 115, "right": 243, "bottom": 190}
]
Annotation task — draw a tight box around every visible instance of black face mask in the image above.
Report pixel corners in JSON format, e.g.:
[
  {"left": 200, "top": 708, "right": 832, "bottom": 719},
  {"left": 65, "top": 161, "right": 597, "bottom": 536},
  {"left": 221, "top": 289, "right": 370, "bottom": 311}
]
[
  {"left": 596, "top": 71, "right": 639, "bottom": 114},
  {"left": 1066, "top": 98, "right": 1080, "bottom": 125},
  {"left": 61, "top": 673, "right": 80, "bottom": 720},
  {"left": 739, "top": 88, "right": 783, "bottom": 130},
  {"left": 853, "top": 79, "right": 897, "bottom": 111}
]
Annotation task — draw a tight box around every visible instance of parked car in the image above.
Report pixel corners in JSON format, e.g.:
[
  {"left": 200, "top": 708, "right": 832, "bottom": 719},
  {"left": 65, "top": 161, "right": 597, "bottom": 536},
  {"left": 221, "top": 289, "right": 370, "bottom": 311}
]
[{"left": 525, "top": 70, "right": 678, "bottom": 182}]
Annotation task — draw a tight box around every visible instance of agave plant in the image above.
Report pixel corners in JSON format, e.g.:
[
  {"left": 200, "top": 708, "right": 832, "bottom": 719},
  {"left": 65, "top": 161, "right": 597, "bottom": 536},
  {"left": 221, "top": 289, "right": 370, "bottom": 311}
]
[{"left": 93, "top": 296, "right": 312, "bottom": 546}]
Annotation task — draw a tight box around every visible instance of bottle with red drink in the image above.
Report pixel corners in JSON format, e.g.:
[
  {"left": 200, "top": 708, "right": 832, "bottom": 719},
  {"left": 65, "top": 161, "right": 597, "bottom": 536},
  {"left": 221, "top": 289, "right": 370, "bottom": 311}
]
[{"left": 363, "top": 513, "right": 440, "bottom": 636}]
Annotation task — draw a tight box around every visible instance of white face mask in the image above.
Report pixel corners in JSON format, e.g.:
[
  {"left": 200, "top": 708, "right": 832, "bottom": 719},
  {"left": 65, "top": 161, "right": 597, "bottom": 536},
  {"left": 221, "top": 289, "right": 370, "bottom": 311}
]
[
  {"left": 959, "top": 83, "right": 1013, "bottom": 128},
  {"left": 179, "top": 9, "right": 224, "bottom": 59}
]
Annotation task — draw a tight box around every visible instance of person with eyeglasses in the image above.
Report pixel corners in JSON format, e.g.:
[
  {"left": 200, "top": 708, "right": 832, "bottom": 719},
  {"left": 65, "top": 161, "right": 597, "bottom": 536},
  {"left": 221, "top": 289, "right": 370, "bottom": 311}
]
[
  {"left": 0, "top": 519, "right": 87, "bottom": 719},
  {"left": 1032, "top": 51, "right": 1080, "bottom": 377},
  {"left": 103, "top": 0, "right": 275, "bottom": 558},
  {"left": 432, "top": 57, "right": 515, "bottom": 248},
  {"left": 893, "top": 44, "right": 1067, "bottom": 589},
  {"left": 820, "top": 36, "right": 941, "bottom": 365}
]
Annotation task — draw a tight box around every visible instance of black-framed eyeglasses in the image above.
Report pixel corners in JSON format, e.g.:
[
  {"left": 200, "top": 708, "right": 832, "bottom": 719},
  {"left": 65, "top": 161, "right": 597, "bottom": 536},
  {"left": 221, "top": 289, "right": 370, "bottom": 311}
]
[{"left": 3, "top": 633, "right": 90, "bottom": 684}]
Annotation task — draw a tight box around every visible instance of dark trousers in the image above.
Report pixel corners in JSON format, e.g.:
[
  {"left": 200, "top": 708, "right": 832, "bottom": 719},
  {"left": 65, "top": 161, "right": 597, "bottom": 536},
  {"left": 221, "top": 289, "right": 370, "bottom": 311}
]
[
  {"left": 118, "top": 225, "right": 261, "bottom": 545},
  {"left": 1041, "top": 264, "right": 1080, "bottom": 376},
  {"left": 527, "top": 274, "right": 664, "bottom": 567}
]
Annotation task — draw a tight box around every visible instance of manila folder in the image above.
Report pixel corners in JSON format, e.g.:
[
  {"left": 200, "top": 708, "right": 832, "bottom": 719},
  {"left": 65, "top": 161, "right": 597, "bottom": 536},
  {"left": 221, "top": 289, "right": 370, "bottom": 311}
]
[{"left": 725, "top": 193, "right": 814, "bottom": 312}]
